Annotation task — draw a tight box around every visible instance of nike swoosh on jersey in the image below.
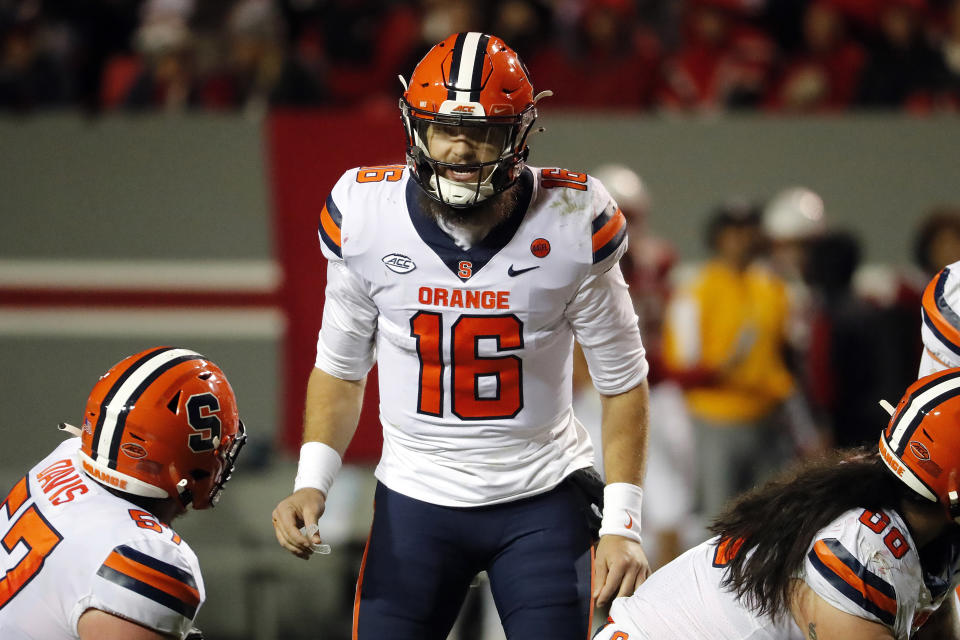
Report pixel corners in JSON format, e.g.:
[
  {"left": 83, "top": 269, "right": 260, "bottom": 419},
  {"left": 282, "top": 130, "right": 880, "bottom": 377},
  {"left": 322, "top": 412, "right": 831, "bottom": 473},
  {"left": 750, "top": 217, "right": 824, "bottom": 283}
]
[{"left": 507, "top": 265, "right": 540, "bottom": 277}]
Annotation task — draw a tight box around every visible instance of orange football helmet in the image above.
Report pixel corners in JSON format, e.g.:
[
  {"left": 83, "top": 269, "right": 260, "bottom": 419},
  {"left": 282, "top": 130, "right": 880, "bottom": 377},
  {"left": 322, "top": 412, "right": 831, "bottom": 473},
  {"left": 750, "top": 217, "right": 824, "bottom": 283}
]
[
  {"left": 400, "top": 32, "right": 549, "bottom": 208},
  {"left": 77, "top": 347, "right": 246, "bottom": 510},
  {"left": 880, "top": 367, "right": 960, "bottom": 523}
]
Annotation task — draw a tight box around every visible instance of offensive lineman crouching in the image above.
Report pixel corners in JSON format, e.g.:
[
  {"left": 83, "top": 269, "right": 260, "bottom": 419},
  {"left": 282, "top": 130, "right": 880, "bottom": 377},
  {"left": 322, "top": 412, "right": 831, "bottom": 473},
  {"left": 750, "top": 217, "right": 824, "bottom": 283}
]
[
  {"left": 0, "top": 347, "right": 246, "bottom": 640},
  {"left": 273, "top": 32, "right": 651, "bottom": 639}
]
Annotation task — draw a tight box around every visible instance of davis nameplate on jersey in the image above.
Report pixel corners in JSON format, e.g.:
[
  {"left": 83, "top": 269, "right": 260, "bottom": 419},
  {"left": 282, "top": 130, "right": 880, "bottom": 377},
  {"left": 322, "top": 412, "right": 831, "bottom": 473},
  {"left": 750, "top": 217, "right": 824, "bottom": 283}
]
[{"left": 382, "top": 253, "right": 416, "bottom": 274}]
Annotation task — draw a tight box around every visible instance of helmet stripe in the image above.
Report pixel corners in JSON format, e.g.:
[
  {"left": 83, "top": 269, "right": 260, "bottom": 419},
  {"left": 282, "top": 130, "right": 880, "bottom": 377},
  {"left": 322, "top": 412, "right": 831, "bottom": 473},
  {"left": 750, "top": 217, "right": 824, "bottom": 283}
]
[
  {"left": 468, "top": 34, "right": 490, "bottom": 102},
  {"left": 91, "top": 346, "right": 174, "bottom": 458},
  {"left": 94, "top": 348, "right": 204, "bottom": 468},
  {"left": 888, "top": 372, "right": 960, "bottom": 453},
  {"left": 449, "top": 32, "right": 483, "bottom": 102}
]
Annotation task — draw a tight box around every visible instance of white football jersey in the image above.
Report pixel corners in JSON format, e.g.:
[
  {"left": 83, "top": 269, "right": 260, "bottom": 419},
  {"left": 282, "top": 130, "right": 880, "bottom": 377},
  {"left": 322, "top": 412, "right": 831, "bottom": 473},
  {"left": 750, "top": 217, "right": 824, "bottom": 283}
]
[
  {"left": 596, "top": 508, "right": 958, "bottom": 640},
  {"left": 315, "top": 165, "right": 648, "bottom": 506},
  {"left": 920, "top": 262, "right": 960, "bottom": 377},
  {"left": 0, "top": 438, "right": 204, "bottom": 640}
]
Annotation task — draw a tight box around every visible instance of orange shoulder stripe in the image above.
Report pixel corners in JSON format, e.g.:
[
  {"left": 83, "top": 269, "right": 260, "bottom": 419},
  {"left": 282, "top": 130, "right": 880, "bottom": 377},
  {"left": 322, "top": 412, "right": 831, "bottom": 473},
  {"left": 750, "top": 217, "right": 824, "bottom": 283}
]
[
  {"left": 320, "top": 204, "right": 342, "bottom": 249},
  {"left": 922, "top": 269, "right": 960, "bottom": 350},
  {"left": 592, "top": 209, "right": 626, "bottom": 253},
  {"left": 103, "top": 550, "right": 200, "bottom": 609},
  {"left": 812, "top": 540, "right": 897, "bottom": 617}
]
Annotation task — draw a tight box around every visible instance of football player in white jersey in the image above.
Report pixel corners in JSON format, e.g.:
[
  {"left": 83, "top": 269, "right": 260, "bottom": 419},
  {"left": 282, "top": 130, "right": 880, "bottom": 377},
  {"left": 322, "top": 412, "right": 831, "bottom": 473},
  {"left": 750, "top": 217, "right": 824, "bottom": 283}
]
[
  {"left": 272, "top": 32, "right": 651, "bottom": 639},
  {"left": 594, "top": 368, "right": 960, "bottom": 640},
  {"left": 0, "top": 347, "right": 246, "bottom": 640}
]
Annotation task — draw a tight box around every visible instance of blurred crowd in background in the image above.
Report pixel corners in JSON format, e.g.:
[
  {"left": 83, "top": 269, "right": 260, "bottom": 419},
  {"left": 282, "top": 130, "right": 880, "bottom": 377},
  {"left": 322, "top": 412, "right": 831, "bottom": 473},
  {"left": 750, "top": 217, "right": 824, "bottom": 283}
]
[{"left": 6, "top": 0, "right": 960, "bottom": 114}]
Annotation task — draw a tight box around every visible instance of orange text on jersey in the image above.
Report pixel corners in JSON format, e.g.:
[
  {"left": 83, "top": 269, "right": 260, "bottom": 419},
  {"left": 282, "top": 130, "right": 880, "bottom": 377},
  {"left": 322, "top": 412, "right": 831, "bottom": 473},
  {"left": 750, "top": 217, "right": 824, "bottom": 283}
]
[
  {"left": 81, "top": 459, "right": 128, "bottom": 491},
  {"left": 418, "top": 287, "right": 510, "bottom": 310},
  {"left": 36, "top": 458, "right": 90, "bottom": 505}
]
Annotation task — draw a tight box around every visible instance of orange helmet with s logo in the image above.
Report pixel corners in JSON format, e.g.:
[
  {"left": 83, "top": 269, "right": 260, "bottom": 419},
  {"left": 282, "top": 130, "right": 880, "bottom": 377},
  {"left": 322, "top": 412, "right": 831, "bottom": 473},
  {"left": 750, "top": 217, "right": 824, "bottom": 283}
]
[
  {"left": 400, "top": 32, "right": 550, "bottom": 208},
  {"left": 78, "top": 347, "right": 246, "bottom": 511},
  {"left": 880, "top": 367, "right": 960, "bottom": 523}
]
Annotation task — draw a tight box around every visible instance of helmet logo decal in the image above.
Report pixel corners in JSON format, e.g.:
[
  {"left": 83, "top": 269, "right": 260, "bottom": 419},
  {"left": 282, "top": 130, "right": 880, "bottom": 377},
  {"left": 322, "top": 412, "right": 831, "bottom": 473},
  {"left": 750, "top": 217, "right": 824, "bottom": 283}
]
[
  {"left": 451, "top": 104, "right": 475, "bottom": 113},
  {"left": 909, "top": 441, "right": 930, "bottom": 461},
  {"left": 382, "top": 253, "right": 417, "bottom": 274},
  {"left": 120, "top": 443, "right": 148, "bottom": 459},
  {"left": 530, "top": 238, "right": 551, "bottom": 258},
  {"left": 186, "top": 393, "right": 222, "bottom": 453}
]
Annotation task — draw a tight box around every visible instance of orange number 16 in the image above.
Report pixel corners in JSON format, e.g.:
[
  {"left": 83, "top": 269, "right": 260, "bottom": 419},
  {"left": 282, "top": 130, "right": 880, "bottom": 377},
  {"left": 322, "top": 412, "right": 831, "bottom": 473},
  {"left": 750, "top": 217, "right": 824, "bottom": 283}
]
[{"left": 1, "top": 477, "right": 63, "bottom": 609}]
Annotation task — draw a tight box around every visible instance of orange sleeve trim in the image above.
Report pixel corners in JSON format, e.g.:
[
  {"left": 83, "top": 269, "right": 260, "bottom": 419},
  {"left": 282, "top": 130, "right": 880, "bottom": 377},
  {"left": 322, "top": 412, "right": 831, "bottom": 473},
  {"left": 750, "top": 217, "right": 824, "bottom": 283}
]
[
  {"left": 103, "top": 551, "right": 200, "bottom": 608},
  {"left": 320, "top": 204, "right": 342, "bottom": 248},
  {"left": 592, "top": 209, "right": 626, "bottom": 253},
  {"left": 812, "top": 540, "right": 897, "bottom": 617}
]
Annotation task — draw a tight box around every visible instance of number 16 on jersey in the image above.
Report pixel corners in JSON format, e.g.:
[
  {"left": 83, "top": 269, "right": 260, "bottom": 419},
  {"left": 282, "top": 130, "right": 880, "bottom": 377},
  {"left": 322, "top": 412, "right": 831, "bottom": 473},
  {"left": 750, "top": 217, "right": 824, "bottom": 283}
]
[{"left": 410, "top": 312, "right": 524, "bottom": 421}]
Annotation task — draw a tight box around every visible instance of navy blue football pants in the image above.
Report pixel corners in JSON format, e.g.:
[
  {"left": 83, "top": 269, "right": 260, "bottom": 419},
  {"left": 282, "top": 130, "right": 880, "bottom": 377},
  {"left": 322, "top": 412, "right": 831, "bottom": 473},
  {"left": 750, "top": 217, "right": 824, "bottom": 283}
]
[{"left": 352, "top": 480, "right": 595, "bottom": 640}]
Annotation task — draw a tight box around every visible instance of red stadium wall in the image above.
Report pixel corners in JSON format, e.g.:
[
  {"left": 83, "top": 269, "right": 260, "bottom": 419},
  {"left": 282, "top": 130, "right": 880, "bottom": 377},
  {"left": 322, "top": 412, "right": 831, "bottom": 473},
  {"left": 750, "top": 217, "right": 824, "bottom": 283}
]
[{"left": 266, "top": 108, "right": 406, "bottom": 462}]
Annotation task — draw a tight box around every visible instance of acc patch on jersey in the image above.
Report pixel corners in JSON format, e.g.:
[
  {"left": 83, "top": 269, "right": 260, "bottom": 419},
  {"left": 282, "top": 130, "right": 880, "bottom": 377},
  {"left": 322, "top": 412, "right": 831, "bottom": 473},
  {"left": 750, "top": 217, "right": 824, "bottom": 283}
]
[{"left": 382, "top": 253, "right": 416, "bottom": 274}]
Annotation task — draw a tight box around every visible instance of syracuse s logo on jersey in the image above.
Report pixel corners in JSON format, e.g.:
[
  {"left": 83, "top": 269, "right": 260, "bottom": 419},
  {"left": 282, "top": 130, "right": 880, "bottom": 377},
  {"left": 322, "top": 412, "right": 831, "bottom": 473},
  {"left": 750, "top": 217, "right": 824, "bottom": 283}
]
[{"left": 383, "top": 253, "right": 417, "bottom": 274}]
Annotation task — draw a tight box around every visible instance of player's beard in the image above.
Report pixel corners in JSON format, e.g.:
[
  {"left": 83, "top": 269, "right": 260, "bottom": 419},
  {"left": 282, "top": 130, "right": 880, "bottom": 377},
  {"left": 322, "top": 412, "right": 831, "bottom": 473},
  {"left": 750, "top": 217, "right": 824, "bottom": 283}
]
[{"left": 417, "top": 180, "right": 520, "bottom": 246}]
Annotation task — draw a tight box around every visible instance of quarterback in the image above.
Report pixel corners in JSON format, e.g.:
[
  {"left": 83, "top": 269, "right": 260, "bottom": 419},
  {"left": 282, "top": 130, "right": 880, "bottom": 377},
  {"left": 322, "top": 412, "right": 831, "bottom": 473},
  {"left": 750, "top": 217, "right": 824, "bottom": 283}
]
[
  {"left": 0, "top": 347, "right": 246, "bottom": 640},
  {"left": 272, "top": 32, "right": 651, "bottom": 638},
  {"left": 595, "top": 369, "right": 960, "bottom": 640}
]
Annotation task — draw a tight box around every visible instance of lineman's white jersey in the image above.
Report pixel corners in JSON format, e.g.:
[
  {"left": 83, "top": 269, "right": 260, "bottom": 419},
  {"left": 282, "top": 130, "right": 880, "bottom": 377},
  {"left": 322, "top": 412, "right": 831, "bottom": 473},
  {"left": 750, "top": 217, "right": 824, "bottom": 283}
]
[
  {"left": 920, "top": 262, "right": 960, "bottom": 376},
  {"left": 316, "top": 165, "right": 648, "bottom": 506},
  {"left": 595, "top": 508, "right": 959, "bottom": 640},
  {"left": 0, "top": 438, "right": 204, "bottom": 640}
]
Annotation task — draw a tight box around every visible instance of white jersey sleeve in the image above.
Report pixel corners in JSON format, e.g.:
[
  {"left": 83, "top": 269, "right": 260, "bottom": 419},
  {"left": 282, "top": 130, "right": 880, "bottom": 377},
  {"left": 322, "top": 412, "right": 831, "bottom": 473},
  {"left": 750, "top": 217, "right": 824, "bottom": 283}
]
[
  {"left": 566, "top": 176, "right": 647, "bottom": 395},
  {"left": 315, "top": 260, "right": 378, "bottom": 379},
  {"left": 76, "top": 536, "right": 203, "bottom": 639},
  {"left": 314, "top": 169, "right": 381, "bottom": 380},
  {"left": 920, "top": 262, "right": 960, "bottom": 376}
]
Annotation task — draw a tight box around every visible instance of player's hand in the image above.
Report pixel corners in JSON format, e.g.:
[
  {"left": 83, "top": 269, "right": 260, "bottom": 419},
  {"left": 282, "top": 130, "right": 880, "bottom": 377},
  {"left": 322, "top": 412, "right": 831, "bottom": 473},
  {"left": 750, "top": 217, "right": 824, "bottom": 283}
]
[
  {"left": 272, "top": 488, "right": 327, "bottom": 560},
  {"left": 592, "top": 535, "right": 650, "bottom": 608}
]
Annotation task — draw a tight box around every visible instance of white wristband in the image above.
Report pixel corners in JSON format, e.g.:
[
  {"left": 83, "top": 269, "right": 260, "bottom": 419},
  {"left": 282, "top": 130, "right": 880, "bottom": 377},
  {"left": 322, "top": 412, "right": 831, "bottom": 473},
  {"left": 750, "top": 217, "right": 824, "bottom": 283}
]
[
  {"left": 598, "top": 483, "right": 643, "bottom": 543},
  {"left": 294, "top": 442, "right": 342, "bottom": 496}
]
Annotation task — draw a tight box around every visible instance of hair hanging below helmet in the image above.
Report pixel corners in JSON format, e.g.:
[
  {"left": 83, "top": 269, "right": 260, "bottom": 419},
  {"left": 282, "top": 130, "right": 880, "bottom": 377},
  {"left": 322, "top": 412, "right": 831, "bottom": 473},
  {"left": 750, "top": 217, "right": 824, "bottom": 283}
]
[
  {"left": 399, "top": 32, "right": 550, "bottom": 208},
  {"left": 78, "top": 346, "right": 246, "bottom": 511},
  {"left": 879, "top": 367, "right": 960, "bottom": 523}
]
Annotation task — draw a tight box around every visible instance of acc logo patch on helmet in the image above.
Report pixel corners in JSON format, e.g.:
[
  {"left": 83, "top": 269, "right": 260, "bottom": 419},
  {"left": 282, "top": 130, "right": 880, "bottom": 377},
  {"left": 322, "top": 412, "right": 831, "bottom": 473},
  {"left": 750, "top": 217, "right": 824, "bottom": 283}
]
[
  {"left": 909, "top": 441, "right": 930, "bottom": 461},
  {"left": 120, "top": 443, "right": 148, "bottom": 459}
]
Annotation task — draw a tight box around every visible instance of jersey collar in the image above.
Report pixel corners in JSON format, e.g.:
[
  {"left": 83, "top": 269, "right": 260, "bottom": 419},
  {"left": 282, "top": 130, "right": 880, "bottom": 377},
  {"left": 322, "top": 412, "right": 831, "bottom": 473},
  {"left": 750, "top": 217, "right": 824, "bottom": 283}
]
[{"left": 406, "top": 168, "right": 533, "bottom": 282}]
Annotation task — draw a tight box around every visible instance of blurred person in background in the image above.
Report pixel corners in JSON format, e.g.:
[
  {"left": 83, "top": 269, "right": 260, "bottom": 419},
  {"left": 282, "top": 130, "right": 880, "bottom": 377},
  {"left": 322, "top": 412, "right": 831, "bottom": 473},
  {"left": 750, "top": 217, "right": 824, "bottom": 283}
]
[
  {"left": 594, "top": 369, "right": 960, "bottom": 640},
  {"left": 587, "top": 163, "right": 695, "bottom": 569},
  {"left": 0, "top": 347, "right": 246, "bottom": 640},
  {"left": 272, "top": 32, "right": 651, "bottom": 639},
  {"left": 527, "top": 0, "right": 660, "bottom": 111},
  {"left": 662, "top": 201, "right": 803, "bottom": 522},
  {"left": 123, "top": 0, "right": 200, "bottom": 112},
  {"left": 856, "top": 0, "right": 945, "bottom": 110},
  {"left": 0, "top": 5, "right": 72, "bottom": 111},
  {"left": 656, "top": 0, "right": 774, "bottom": 112},
  {"left": 803, "top": 230, "right": 909, "bottom": 447},
  {"left": 764, "top": 0, "right": 866, "bottom": 112}
]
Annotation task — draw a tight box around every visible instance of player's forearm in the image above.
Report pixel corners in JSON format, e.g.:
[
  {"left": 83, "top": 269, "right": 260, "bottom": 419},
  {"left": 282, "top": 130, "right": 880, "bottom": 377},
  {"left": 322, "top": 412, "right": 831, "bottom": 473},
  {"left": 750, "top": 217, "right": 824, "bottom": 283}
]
[
  {"left": 302, "top": 366, "right": 366, "bottom": 455},
  {"left": 599, "top": 379, "right": 649, "bottom": 486}
]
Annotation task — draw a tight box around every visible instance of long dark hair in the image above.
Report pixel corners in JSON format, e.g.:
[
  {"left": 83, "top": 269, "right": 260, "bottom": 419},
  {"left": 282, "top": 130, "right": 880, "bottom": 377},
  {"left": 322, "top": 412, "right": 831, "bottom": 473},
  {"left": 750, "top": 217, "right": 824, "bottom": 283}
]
[{"left": 710, "top": 448, "right": 919, "bottom": 620}]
